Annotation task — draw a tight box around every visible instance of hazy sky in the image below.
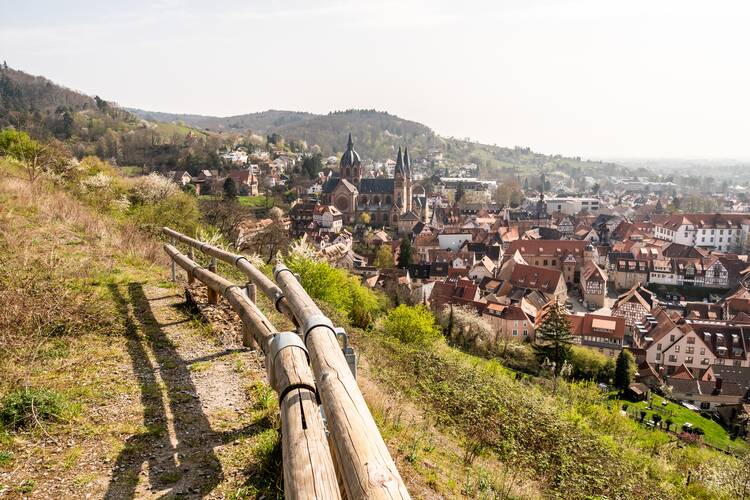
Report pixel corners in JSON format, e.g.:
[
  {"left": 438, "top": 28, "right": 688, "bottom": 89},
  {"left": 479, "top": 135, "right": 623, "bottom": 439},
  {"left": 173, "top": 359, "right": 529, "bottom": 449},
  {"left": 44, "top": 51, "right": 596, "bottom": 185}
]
[{"left": 2, "top": 0, "right": 750, "bottom": 159}]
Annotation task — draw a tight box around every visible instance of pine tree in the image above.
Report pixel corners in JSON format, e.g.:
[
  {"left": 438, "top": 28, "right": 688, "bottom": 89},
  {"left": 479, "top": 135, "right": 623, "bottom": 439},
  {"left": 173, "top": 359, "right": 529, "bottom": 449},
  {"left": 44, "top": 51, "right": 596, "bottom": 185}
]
[
  {"left": 223, "top": 177, "right": 238, "bottom": 201},
  {"left": 533, "top": 301, "right": 574, "bottom": 375},
  {"left": 397, "top": 238, "right": 413, "bottom": 268},
  {"left": 614, "top": 349, "right": 635, "bottom": 392}
]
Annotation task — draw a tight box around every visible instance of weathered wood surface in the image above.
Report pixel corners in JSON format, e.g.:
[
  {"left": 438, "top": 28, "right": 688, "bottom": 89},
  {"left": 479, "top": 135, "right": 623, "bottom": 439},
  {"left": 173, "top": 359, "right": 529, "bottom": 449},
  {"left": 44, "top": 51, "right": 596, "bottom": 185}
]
[
  {"left": 274, "top": 264, "right": 411, "bottom": 500},
  {"left": 164, "top": 244, "right": 340, "bottom": 499},
  {"left": 162, "top": 227, "right": 295, "bottom": 321}
]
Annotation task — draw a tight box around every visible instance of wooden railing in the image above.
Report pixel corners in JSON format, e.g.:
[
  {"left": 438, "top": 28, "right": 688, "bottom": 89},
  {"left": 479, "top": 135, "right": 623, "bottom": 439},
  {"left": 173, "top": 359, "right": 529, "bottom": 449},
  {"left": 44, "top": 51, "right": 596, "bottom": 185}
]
[{"left": 162, "top": 228, "right": 410, "bottom": 499}]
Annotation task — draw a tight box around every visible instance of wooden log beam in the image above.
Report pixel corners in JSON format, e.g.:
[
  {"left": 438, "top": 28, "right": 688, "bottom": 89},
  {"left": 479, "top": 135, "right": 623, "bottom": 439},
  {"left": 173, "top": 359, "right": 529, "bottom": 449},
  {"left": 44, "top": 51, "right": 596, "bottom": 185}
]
[
  {"left": 162, "top": 227, "right": 294, "bottom": 321},
  {"left": 164, "top": 245, "right": 340, "bottom": 499},
  {"left": 273, "top": 263, "right": 410, "bottom": 500}
]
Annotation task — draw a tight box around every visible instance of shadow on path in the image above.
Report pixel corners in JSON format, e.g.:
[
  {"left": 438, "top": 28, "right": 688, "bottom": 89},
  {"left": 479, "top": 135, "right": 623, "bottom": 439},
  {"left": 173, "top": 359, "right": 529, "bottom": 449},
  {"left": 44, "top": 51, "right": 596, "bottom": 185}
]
[{"left": 104, "top": 282, "right": 264, "bottom": 498}]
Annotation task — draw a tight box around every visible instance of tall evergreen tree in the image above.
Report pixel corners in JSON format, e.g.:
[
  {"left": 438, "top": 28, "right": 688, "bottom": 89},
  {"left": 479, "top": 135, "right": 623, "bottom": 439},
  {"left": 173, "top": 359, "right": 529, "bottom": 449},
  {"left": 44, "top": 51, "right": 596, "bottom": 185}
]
[
  {"left": 614, "top": 349, "right": 636, "bottom": 392},
  {"left": 397, "top": 238, "right": 413, "bottom": 268},
  {"left": 223, "top": 177, "right": 238, "bottom": 201},
  {"left": 533, "top": 302, "right": 574, "bottom": 375}
]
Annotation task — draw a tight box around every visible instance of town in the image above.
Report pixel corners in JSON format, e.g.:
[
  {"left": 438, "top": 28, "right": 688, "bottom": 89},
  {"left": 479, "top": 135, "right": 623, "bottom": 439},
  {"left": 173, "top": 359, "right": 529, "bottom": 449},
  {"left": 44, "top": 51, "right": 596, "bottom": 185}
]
[{"left": 160, "top": 133, "right": 750, "bottom": 440}]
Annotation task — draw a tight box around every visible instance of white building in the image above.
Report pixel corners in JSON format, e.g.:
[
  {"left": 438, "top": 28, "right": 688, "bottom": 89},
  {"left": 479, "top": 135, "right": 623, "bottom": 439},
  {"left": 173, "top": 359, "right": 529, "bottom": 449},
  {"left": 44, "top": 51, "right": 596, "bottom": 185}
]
[
  {"left": 653, "top": 214, "right": 750, "bottom": 253},
  {"left": 543, "top": 197, "right": 600, "bottom": 215}
]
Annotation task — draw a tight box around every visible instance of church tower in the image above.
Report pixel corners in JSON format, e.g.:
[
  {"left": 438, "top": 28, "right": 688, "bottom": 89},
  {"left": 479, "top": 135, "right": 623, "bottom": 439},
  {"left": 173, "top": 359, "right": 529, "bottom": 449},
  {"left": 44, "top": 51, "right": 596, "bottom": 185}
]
[
  {"left": 394, "top": 147, "right": 408, "bottom": 214},
  {"left": 340, "top": 133, "right": 362, "bottom": 184},
  {"left": 403, "top": 147, "right": 413, "bottom": 211}
]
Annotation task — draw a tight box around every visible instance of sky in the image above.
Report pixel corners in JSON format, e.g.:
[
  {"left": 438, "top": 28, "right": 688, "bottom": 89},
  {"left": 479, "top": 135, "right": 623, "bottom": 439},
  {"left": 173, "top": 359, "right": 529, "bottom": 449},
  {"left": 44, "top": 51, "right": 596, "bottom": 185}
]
[{"left": 2, "top": 0, "right": 750, "bottom": 159}]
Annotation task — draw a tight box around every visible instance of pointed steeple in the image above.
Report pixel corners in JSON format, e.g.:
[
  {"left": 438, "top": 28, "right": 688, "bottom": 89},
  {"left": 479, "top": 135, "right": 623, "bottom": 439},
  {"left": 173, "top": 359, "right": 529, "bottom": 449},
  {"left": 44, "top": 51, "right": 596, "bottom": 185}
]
[
  {"left": 403, "top": 147, "right": 411, "bottom": 177},
  {"left": 347, "top": 132, "right": 354, "bottom": 150},
  {"left": 395, "top": 146, "right": 404, "bottom": 176}
]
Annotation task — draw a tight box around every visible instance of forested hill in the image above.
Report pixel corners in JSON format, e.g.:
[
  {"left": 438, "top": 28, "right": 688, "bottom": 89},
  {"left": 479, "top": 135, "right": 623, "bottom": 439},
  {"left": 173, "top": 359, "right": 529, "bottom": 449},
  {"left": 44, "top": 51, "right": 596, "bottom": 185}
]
[
  {"left": 1, "top": 64, "right": 630, "bottom": 177},
  {"left": 0, "top": 65, "right": 228, "bottom": 172},
  {"left": 131, "top": 106, "right": 632, "bottom": 177}
]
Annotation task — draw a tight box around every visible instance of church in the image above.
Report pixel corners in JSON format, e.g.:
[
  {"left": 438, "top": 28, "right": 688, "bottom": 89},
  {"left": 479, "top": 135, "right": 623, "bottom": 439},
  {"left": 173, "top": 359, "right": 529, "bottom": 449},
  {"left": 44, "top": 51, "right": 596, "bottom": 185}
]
[{"left": 322, "top": 134, "right": 419, "bottom": 228}]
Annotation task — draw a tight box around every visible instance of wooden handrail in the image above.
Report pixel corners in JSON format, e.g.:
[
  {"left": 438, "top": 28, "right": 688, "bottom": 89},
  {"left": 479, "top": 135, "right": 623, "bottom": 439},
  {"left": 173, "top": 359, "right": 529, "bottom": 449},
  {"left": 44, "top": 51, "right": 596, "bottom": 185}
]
[
  {"left": 274, "top": 263, "right": 410, "bottom": 499},
  {"left": 162, "top": 227, "right": 295, "bottom": 321},
  {"left": 164, "top": 244, "right": 340, "bottom": 499}
]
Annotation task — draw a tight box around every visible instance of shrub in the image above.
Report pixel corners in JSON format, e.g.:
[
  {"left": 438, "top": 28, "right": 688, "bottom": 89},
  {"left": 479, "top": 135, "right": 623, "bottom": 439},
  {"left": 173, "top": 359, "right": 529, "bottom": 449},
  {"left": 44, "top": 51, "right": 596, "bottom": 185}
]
[
  {"left": 380, "top": 305, "right": 441, "bottom": 346},
  {"left": 439, "top": 305, "right": 493, "bottom": 354},
  {"left": 0, "top": 387, "right": 65, "bottom": 430},
  {"left": 285, "top": 251, "right": 384, "bottom": 328},
  {"left": 128, "top": 191, "right": 200, "bottom": 235},
  {"left": 569, "top": 345, "right": 614, "bottom": 382},
  {"left": 130, "top": 172, "right": 179, "bottom": 204}
]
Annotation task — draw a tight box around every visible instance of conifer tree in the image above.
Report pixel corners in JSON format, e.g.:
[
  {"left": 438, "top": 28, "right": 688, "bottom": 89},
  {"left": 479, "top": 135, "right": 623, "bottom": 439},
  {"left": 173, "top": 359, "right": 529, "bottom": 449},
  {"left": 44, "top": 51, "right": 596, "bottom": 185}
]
[
  {"left": 397, "top": 238, "right": 413, "bottom": 268},
  {"left": 533, "top": 301, "right": 574, "bottom": 375},
  {"left": 614, "top": 349, "right": 636, "bottom": 392}
]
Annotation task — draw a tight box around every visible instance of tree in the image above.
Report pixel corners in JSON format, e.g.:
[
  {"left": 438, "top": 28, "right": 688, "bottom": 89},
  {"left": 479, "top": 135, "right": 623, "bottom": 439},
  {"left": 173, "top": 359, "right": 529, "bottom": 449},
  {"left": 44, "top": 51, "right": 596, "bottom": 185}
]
[
  {"left": 247, "top": 207, "right": 289, "bottom": 263},
  {"left": 397, "top": 238, "right": 413, "bottom": 268},
  {"left": 358, "top": 212, "right": 371, "bottom": 226},
  {"left": 373, "top": 244, "right": 395, "bottom": 269},
  {"left": 455, "top": 184, "right": 465, "bottom": 203},
  {"left": 614, "top": 349, "right": 636, "bottom": 393},
  {"left": 532, "top": 302, "right": 574, "bottom": 375},
  {"left": 223, "top": 177, "right": 238, "bottom": 201},
  {"left": 0, "top": 129, "right": 65, "bottom": 183},
  {"left": 301, "top": 153, "right": 323, "bottom": 179}
]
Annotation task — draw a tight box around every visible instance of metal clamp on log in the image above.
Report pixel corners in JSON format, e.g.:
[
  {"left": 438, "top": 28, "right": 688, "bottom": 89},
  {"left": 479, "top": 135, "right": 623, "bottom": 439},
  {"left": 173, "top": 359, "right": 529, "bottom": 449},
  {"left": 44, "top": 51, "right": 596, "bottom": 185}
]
[
  {"left": 300, "top": 314, "right": 335, "bottom": 344},
  {"left": 267, "top": 332, "right": 316, "bottom": 401}
]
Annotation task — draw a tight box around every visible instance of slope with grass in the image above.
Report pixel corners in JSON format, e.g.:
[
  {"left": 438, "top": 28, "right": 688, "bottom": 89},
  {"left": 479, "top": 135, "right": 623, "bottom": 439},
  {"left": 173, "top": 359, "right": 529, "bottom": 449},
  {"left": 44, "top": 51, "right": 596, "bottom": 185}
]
[{"left": 0, "top": 169, "right": 284, "bottom": 498}]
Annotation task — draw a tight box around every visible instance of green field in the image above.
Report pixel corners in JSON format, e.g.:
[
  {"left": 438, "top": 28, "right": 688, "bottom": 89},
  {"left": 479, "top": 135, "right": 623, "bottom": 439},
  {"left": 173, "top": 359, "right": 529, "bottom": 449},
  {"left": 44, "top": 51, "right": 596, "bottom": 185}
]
[
  {"left": 198, "top": 195, "right": 270, "bottom": 208},
  {"left": 624, "top": 394, "right": 747, "bottom": 454}
]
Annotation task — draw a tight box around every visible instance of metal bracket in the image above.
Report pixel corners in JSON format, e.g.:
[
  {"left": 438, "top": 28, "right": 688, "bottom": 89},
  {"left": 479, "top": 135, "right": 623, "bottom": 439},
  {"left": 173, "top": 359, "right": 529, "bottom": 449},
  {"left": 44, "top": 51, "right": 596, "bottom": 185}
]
[
  {"left": 334, "top": 327, "right": 357, "bottom": 380},
  {"left": 267, "top": 331, "right": 309, "bottom": 389}
]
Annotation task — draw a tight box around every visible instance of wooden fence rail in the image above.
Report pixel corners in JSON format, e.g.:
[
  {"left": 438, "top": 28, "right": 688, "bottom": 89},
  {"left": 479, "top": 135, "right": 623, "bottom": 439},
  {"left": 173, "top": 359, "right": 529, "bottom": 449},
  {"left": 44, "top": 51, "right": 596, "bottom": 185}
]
[
  {"left": 164, "top": 244, "right": 340, "bottom": 499},
  {"left": 162, "top": 228, "right": 410, "bottom": 499}
]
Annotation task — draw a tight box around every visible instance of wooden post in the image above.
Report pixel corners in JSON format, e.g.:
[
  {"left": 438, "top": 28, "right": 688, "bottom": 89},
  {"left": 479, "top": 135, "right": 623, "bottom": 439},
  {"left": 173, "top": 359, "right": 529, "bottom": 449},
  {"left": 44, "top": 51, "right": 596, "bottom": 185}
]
[
  {"left": 207, "top": 257, "right": 218, "bottom": 305},
  {"left": 246, "top": 282, "right": 257, "bottom": 303},
  {"left": 274, "top": 263, "right": 410, "bottom": 499},
  {"left": 163, "top": 245, "right": 340, "bottom": 499},
  {"left": 170, "top": 237, "right": 176, "bottom": 282},
  {"left": 187, "top": 247, "right": 195, "bottom": 284}
]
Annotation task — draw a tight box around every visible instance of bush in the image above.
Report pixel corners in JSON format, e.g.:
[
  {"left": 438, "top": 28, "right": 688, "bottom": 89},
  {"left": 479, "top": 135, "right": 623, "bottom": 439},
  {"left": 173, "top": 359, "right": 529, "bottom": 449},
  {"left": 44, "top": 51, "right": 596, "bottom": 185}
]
[
  {"left": 380, "top": 305, "right": 441, "bottom": 346},
  {"left": 128, "top": 191, "right": 200, "bottom": 235},
  {"left": 568, "top": 346, "right": 615, "bottom": 382},
  {"left": 130, "top": 172, "right": 179, "bottom": 204},
  {"left": 285, "top": 252, "right": 384, "bottom": 328},
  {"left": 0, "top": 388, "right": 65, "bottom": 430}
]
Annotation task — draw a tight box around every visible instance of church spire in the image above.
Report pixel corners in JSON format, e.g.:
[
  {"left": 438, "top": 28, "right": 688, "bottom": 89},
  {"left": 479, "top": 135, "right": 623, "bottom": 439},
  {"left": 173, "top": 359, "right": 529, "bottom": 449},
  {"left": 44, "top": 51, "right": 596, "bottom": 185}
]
[
  {"left": 403, "top": 147, "right": 411, "bottom": 177},
  {"left": 395, "top": 146, "right": 404, "bottom": 176},
  {"left": 347, "top": 132, "right": 354, "bottom": 150}
]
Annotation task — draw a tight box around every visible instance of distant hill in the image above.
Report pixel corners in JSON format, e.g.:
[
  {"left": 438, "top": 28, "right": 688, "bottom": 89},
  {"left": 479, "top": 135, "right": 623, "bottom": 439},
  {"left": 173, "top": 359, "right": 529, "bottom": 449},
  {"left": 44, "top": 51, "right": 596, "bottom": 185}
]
[
  {"left": 1, "top": 64, "right": 632, "bottom": 180},
  {"left": 0, "top": 65, "right": 229, "bottom": 172},
  {"left": 130, "top": 107, "right": 632, "bottom": 179}
]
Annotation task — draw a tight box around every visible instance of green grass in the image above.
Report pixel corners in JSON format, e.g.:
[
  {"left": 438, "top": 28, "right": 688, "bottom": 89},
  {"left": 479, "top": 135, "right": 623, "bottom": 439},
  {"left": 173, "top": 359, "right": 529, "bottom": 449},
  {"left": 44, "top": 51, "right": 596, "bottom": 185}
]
[
  {"left": 625, "top": 395, "right": 748, "bottom": 454},
  {"left": 198, "top": 195, "right": 270, "bottom": 208}
]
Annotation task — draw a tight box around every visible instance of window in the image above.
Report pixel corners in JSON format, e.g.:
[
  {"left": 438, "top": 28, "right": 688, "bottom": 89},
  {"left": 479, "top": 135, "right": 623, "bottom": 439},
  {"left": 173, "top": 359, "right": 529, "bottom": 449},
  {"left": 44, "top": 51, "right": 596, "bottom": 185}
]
[
  {"left": 512, "top": 330, "right": 518, "bottom": 336},
  {"left": 543, "top": 259, "right": 548, "bottom": 266},
  {"left": 670, "top": 334, "right": 675, "bottom": 342},
  {"left": 687, "top": 336, "right": 695, "bottom": 344},
  {"left": 669, "top": 355, "right": 678, "bottom": 362},
  {"left": 675, "top": 345, "right": 680, "bottom": 353},
  {"left": 686, "top": 346, "right": 694, "bottom": 354},
  {"left": 657, "top": 343, "right": 662, "bottom": 351},
  {"left": 551, "top": 259, "right": 557, "bottom": 266},
  {"left": 685, "top": 356, "right": 693, "bottom": 364},
  {"left": 700, "top": 348, "right": 705, "bottom": 355},
  {"left": 656, "top": 353, "right": 661, "bottom": 360},
  {"left": 702, "top": 358, "right": 709, "bottom": 365},
  {"left": 735, "top": 360, "right": 742, "bottom": 367}
]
